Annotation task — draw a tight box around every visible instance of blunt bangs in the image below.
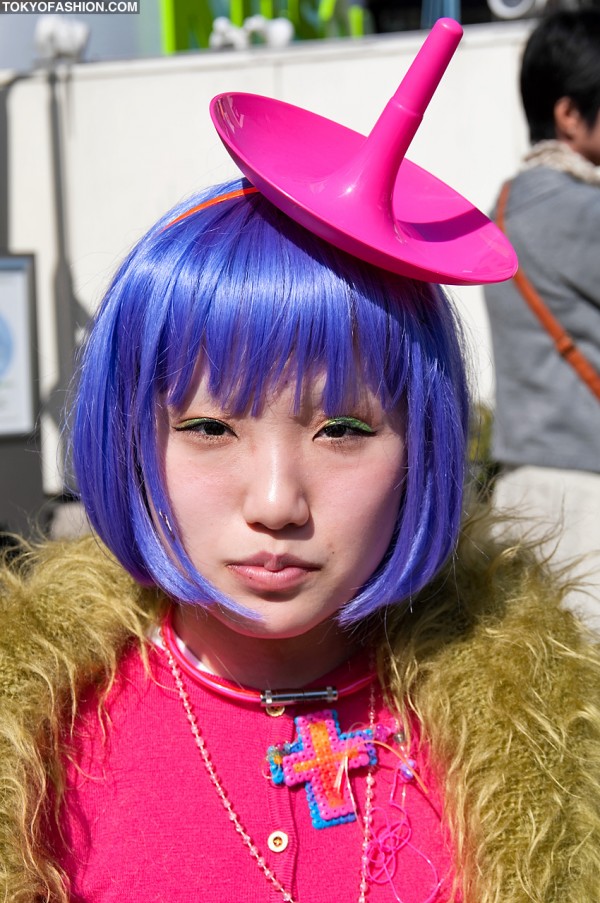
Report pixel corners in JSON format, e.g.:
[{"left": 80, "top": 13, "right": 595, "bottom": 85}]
[
  {"left": 151, "top": 190, "right": 415, "bottom": 417},
  {"left": 72, "top": 179, "right": 470, "bottom": 623}
]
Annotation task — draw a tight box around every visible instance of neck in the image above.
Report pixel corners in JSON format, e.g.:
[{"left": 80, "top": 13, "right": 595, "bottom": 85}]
[{"left": 171, "top": 603, "right": 360, "bottom": 689}]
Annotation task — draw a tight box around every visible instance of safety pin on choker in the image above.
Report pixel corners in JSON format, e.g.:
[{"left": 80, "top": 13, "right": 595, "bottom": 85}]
[{"left": 261, "top": 687, "right": 338, "bottom": 715}]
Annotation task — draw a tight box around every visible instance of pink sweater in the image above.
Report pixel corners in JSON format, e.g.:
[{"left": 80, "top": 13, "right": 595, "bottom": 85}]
[{"left": 49, "top": 641, "right": 455, "bottom": 902}]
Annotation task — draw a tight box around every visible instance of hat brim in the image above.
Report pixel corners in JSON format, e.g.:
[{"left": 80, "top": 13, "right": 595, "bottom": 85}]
[{"left": 211, "top": 92, "right": 517, "bottom": 286}]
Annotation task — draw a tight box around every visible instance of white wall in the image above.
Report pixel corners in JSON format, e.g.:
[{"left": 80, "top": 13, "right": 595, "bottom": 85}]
[{"left": 2, "top": 21, "right": 532, "bottom": 491}]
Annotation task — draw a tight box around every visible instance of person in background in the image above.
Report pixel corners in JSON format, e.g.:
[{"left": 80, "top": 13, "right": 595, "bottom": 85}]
[{"left": 484, "top": 10, "right": 600, "bottom": 631}]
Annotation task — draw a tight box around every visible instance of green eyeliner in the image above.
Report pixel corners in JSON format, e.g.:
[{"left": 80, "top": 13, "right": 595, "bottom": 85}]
[
  {"left": 174, "top": 417, "right": 224, "bottom": 431},
  {"left": 324, "top": 417, "right": 375, "bottom": 433}
]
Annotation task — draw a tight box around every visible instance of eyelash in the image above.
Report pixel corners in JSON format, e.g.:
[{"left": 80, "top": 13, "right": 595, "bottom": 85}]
[
  {"left": 173, "top": 416, "right": 375, "bottom": 442},
  {"left": 173, "top": 418, "right": 234, "bottom": 439},
  {"left": 316, "top": 418, "right": 375, "bottom": 441}
]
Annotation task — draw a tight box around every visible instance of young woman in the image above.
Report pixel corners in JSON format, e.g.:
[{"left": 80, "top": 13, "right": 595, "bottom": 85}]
[{"left": 2, "top": 21, "right": 599, "bottom": 903}]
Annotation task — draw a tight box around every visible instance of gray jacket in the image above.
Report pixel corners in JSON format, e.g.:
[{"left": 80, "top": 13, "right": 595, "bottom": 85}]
[{"left": 484, "top": 165, "right": 600, "bottom": 473}]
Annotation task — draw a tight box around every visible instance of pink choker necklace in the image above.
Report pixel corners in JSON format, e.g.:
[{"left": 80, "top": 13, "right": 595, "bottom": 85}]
[{"left": 161, "top": 609, "right": 375, "bottom": 715}]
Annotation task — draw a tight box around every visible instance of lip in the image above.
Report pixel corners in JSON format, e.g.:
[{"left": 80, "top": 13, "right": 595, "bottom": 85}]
[{"left": 227, "top": 552, "right": 320, "bottom": 592}]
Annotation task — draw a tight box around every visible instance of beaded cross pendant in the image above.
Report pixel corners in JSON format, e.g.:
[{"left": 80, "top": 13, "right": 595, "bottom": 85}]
[{"left": 267, "top": 709, "right": 377, "bottom": 829}]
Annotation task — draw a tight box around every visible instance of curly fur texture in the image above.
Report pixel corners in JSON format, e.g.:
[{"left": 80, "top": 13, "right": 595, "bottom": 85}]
[
  {"left": 0, "top": 537, "right": 163, "bottom": 902},
  {"left": 1, "top": 523, "right": 599, "bottom": 902},
  {"left": 383, "top": 519, "right": 600, "bottom": 902}
]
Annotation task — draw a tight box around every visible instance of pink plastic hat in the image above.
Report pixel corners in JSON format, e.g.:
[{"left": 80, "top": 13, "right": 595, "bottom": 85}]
[{"left": 210, "top": 18, "right": 516, "bottom": 285}]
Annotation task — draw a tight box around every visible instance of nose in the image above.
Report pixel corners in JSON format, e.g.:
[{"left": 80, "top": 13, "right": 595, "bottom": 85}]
[{"left": 242, "top": 443, "right": 310, "bottom": 531}]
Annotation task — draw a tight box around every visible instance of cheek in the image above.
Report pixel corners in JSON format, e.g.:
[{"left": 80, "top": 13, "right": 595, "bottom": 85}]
[
  {"left": 163, "top": 448, "right": 228, "bottom": 537},
  {"left": 336, "top": 463, "right": 404, "bottom": 562}
]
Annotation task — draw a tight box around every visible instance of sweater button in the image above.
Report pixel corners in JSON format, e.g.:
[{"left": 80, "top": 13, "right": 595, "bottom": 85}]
[{"left": 267, "top": 830, "right": 289, "bottom": 853}]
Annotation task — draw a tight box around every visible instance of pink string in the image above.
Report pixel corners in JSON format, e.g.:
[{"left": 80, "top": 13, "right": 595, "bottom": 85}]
[
  {"left": 363, "top": 728, "right": 444, "bottom": 903},
  {"left": 366, "top": 796, "right": 443, "bottom": 903},
  {"left": 335, "top": 727, "right": 445, "bottom": 903}
]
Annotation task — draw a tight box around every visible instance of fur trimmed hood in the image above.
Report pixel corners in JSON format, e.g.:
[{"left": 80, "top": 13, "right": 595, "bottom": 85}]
[{"left": 1, "top": 524, "right": 599, "bottom": 902}]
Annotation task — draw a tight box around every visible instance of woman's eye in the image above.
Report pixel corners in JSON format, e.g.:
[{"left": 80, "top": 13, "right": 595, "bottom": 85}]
[
  {"left": 316, "top": 418, "right": 375, "bottom": 440},
  {"left": 173, "top": 417, "right": 234, "bottom": 438}
]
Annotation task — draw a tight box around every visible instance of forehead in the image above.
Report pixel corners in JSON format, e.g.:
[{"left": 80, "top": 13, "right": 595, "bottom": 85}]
[{"left": 170, "top": 354, "right": 385, "bottom": 417}]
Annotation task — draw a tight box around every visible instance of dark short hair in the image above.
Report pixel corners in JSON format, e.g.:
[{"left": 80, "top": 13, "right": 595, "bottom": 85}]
[{"left": 520, "top": 9, "right": 600, "bottom": 144}]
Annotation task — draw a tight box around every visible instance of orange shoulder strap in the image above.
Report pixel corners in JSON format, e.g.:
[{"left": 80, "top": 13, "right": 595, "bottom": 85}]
[{"left": 496, "top": 180, "right": 600, "bottom": 402}]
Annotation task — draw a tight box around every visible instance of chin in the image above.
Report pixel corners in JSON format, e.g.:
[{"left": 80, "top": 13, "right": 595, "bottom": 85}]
[{"left": 211, "top": 602, "right": 342, "bottom": 642}]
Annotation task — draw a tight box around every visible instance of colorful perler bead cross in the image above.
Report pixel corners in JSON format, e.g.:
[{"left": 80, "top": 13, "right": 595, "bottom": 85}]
[{"left": 266, "top": 709, "right": 377, "bottom": 829}]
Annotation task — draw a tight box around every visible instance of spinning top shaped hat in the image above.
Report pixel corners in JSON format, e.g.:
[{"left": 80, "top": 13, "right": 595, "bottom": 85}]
[{"left": 210, "top": 18, "right": 517, "bottom": 285}]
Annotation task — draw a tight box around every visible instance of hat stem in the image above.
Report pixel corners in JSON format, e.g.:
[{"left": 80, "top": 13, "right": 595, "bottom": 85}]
[{"left": 322, "top": 18, "right": 463, "bottom": 210}]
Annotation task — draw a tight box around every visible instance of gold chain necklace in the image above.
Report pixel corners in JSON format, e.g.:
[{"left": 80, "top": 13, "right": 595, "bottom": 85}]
[{"left": 160, "top": 625, "right": 377, "bottom": 903}]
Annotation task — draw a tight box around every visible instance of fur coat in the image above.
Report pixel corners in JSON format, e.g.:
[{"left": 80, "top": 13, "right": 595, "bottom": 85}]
[{"left": 1, "top": 521, "right": 599, "bottom": 902}]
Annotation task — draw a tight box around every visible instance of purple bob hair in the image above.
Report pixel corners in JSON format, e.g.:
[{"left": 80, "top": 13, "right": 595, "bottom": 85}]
[{"left": 72, "top": 179, "right": 470, "bottom": 626}]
